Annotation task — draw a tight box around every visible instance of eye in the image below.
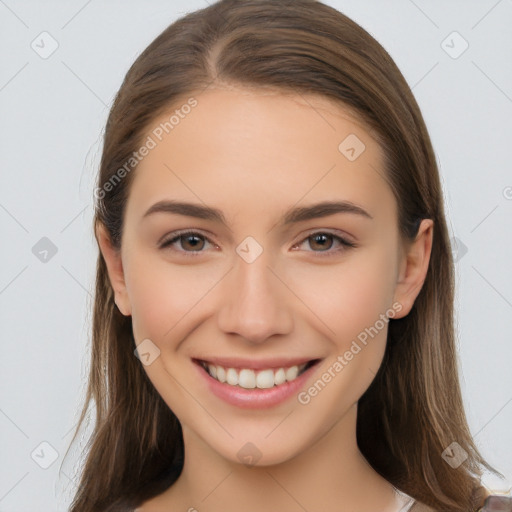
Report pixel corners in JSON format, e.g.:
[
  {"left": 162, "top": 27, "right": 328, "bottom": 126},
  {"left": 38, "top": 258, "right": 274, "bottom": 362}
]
[
  {"left": 292, "top": 231, "right": 356, "bottom": 255},
  {"left": 159, "top": 229, "right": 356, "bottom": 257},
  {"left": 159, "top": 230, "right": 216, "bottom": 255}
]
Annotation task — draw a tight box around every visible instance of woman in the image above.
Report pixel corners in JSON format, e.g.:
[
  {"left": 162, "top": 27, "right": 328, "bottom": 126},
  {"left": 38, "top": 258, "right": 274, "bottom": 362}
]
[{"left": 66, "top": 1, "right": 509, "bottom": 510}]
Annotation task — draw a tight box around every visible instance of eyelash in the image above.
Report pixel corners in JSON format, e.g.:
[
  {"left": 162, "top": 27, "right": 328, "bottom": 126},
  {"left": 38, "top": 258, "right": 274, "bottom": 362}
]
[{"left": 159, "top": 229, "right": 356, "bottom": 257}]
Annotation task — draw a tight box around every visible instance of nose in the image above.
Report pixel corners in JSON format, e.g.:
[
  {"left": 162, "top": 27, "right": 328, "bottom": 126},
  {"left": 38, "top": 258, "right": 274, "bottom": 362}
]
[{"left": 216, "top": 248, "right": 294, "bottom": 345}]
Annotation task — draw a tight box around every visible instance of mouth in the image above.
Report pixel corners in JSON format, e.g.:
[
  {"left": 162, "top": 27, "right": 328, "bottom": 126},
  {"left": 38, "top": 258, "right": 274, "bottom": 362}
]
[{"left": 193, "top": 358, "right": 322, "bottom": 389}]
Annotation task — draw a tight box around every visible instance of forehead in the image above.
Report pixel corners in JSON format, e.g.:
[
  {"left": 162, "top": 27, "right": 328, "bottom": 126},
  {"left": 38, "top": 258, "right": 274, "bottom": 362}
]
[{"left": 126, "top": 86, "right": 395, "bottom": 226}]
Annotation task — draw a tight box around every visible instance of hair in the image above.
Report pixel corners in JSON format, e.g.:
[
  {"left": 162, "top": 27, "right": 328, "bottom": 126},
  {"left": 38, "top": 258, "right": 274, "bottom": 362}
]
[{"left": 65, "top": 1, "right": 503, "bottom": 510}]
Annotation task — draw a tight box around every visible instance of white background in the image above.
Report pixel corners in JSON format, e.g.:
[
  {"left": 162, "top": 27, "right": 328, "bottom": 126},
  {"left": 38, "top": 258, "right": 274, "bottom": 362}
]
[{"left": 1, "top": 1, "right": 511, "bottom": 510}]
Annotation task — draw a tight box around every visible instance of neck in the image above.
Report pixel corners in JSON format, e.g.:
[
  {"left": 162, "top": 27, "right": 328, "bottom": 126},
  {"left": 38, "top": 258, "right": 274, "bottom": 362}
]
[{"left": 163, "top": 404, "right": 402, "bottom": 512}]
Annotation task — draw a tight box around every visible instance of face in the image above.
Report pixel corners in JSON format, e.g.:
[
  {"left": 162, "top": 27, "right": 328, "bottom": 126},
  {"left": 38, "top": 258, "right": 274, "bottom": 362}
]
[{"left": 98, "top": 86, "right": 432, "bottom": 467}]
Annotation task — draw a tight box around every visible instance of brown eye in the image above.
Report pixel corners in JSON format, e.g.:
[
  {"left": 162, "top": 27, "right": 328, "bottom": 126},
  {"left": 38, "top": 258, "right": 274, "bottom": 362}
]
[
  {"left": 293, "top": 231, "right": 356, "bottom": 256},
  {"left": 308, "top": 233, "right": 334, "bottom": 251},
  {"left": 179, "top": 234, "right": 205, "bottom": 251},
  {"left": 160, "top": 231, "right": 214, "bottom": 255}
]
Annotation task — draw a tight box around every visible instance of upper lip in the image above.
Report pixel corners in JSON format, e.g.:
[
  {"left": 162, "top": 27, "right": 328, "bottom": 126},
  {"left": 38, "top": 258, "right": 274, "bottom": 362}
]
[{"left": 193, "top": 356, "right": 321, "bottom": 371}]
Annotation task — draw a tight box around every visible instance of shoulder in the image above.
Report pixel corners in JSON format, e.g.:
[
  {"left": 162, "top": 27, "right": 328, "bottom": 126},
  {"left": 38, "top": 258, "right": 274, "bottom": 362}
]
[
  {"left": 408, "top": 502, "right": 436, "bottom": 512},
  {"left": 408, "top": 494, "right": 512, "bottom": 512},
  {"left": 479, "top": 495, "right": 512, "bottom": 511}
]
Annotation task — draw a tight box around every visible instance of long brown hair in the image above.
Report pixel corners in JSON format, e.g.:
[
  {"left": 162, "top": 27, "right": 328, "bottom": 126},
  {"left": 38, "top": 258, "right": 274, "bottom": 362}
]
[{"left": 65, "top": 1, "right": 502, "bottom": 510}]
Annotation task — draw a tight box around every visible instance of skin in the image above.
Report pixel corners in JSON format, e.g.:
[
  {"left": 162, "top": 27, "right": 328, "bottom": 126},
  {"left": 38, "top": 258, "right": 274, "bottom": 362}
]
[{"left": 97, "top": 85, "right": 433, "bottom": 512}]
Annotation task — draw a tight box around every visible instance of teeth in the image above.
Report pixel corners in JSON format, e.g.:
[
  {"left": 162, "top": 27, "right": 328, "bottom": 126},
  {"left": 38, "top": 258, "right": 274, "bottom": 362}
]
[
  {"left": 204, "top": 361, "right": 309, "bottom": 388},
  {"left": 256, "top": 369, "right": 274, "bottom": 389},
  {"left": 226, "top": 368, "right": 239, "bottom": 386},
  {"left": 285, "top": 366, "right": 299, "bottom": 381},
  {"left": 239, "top": 369, "right": 256, "bottom": 389},
  {"left": 274, "top": 368, "right": 286, "bottom": 386},
  {"left": 216, "top": 365, "right": 226, "bottom": 383}
]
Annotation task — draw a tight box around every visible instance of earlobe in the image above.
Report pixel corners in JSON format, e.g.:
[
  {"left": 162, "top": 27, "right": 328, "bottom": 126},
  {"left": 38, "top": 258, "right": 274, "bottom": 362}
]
[
  {"left": 392, "top": 219, "right": 434, "bottom": 319},
  {"left": 95, "top": 221, "right": 132, "bottom": 316}
]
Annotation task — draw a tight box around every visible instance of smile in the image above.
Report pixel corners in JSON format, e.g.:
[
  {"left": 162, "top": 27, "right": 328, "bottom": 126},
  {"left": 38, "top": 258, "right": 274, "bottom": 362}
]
[
  {"left": 192, "top": 357, "right": 322, "bottom": 409},
  {"left": 198, "top": 360, "right": 317, "bottom": 389}
]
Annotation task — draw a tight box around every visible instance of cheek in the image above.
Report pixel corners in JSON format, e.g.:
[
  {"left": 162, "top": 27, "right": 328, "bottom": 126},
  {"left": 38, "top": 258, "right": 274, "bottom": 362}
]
[
  {"left": 125, "top": 250, "right": 226, "bottom": 341},
  {"left": 291, "top": 254, "right": 397, "bottom": 413},
  {"left": 288, "top": 248, "right": 397, "bottom": 364}
]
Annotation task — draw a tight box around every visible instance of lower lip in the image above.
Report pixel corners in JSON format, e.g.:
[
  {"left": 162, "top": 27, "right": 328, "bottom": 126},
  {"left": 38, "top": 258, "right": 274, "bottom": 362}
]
[{"left": 194, "top": 360, "right": 321, "bottom": 409}]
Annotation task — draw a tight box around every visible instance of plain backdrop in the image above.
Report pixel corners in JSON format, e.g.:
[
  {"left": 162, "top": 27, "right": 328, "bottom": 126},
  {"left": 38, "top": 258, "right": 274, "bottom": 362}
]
[{"left": 1, "top": 1, "right": 511, "bottom": 510}]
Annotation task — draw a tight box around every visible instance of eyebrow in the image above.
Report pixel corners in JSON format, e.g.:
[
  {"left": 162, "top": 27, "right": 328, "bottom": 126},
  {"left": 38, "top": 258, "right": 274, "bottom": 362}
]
[{"left": 142, "top": 199, "right": 373, "bottom": 227}]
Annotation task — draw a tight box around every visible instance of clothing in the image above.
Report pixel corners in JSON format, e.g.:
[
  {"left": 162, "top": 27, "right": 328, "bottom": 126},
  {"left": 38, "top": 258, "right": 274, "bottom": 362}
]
[
  {"left": 479, "top": 494, "right": 512, "bottom": 511},
  {"left": 394, "top": 487, "right": 512, "bottom": 512},
  {"left": 394, "top": 487, "right": 416, "bottom": 511},
  {"left": 401, "top": 500, "right": 416, "bottom": 512}
]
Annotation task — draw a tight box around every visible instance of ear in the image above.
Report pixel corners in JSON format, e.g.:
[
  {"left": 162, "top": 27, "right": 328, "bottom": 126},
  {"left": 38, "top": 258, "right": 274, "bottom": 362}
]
[
  {"left": 95, "top": 221, "right": 132, "bottom": 316},
  {"left": 392, "top": 219, "right": 434, "bottom": 319}
]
